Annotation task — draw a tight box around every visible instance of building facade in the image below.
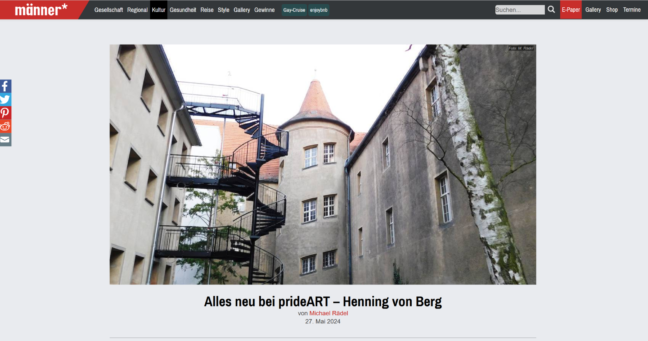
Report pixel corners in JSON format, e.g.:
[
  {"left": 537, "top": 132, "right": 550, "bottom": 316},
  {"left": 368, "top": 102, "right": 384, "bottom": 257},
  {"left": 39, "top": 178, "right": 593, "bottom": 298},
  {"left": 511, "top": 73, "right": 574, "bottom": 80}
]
[
  {"left": 267, "top": 45, "right": 536, "bottom": 284},
  {"left": 110, "top": 45, "right": 201, "bottom": 285}
]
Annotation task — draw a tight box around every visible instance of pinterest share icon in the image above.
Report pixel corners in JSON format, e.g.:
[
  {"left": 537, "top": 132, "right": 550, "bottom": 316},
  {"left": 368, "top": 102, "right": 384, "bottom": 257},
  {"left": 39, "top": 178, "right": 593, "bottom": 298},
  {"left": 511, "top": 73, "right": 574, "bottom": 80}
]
[{"left": 0, "top": 107, "right": 10, "bottom": 120}]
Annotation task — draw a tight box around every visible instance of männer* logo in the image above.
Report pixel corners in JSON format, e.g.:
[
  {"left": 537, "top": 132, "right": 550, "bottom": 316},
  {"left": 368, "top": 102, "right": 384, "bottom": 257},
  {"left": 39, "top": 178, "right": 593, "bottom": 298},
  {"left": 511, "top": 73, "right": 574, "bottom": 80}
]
[{"left": 15, "top": 3, "right": 68, "bottom": 16}]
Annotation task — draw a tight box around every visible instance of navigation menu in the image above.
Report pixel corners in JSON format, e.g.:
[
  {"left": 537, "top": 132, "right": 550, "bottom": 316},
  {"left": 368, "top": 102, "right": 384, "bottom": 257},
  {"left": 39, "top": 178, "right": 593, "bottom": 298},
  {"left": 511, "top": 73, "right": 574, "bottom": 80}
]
[{"left": 4, "top": 1, "right": 643, "bottom": 20}]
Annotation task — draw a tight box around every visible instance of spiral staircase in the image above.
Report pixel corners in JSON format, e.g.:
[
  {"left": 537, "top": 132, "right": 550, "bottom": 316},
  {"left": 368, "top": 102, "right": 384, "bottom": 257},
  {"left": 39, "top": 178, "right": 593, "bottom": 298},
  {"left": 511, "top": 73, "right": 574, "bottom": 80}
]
[{"left": 153, "top": 82, "right": 288, "bottom": 285}]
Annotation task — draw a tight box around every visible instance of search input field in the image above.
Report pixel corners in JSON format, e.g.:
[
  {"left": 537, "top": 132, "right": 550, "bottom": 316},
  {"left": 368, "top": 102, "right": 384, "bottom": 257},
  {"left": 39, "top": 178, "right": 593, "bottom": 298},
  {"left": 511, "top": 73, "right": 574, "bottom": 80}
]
[{"left": 495, "top": 5, "right": 546, "bottom": 15}]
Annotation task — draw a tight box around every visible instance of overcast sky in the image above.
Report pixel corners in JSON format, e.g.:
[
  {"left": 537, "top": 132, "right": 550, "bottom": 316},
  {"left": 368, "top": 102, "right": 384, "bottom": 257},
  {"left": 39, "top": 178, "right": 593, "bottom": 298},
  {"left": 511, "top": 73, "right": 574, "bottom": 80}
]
[{"left": 164, "top": 45, "right": 426, "bottom": 133}]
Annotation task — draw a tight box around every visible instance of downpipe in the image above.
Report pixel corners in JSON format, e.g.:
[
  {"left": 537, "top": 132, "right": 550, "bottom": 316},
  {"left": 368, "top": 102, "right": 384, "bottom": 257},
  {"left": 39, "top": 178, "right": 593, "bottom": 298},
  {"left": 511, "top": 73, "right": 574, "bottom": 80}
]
[{"left": 147, "top": 103, "right": 185, "bottom": 285}]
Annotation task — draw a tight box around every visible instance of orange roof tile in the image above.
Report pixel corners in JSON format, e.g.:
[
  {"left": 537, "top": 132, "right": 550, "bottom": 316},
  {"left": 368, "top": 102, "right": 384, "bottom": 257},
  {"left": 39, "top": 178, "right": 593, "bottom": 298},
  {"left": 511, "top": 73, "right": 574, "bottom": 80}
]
[{"left": 350, "top": 132, "right": 366, "bottom": 153}]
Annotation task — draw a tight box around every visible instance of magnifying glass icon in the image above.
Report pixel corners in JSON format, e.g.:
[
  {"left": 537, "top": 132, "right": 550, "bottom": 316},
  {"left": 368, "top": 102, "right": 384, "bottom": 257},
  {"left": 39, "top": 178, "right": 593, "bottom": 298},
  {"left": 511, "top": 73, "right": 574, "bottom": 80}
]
[{"left": 548, "top": 5, "right": 555, "bottom": 13}]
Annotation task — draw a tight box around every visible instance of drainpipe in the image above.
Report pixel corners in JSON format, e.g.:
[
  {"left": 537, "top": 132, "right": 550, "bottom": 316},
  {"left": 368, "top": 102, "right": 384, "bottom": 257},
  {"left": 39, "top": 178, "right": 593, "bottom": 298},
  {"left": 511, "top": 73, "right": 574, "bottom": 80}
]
[
  {"left": 345, "top": 134, "right": 353, "bottom": 285},
  {"left": 147, "top": 103, "right": 185, "bottom": 285}
]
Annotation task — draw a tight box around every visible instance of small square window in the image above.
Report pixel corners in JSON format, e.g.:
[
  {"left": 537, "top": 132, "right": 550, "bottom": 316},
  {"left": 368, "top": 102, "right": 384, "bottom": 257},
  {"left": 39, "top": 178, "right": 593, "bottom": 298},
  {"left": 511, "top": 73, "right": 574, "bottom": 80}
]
[
  {"left": 130, "top": 255, "right": 145, "bottom": 285},
  {"left": 323, "top": 195, "right": 336, "bottom": 217},
  {"left": 124, "top": 148, "right": 141, "bottom": 190},
  {"left": 110, "top": 123, "right": 119, "bottom": 169},
  {"left": 145, "top": 169, "right": 158, "bottom": 205},
  {"left": 110, "top": 247, "right": 125, "bottom": 285},
  {"left": 304, "top": 146, "right": 317, "bottom": 168},
  {"left": 303, "top": 199, "right": 317, "bottom": 223},
  {"left": 323, "top": 250, "right": 337, "bottom": 268},
  {"left": 301, "top": 255, "right": 316, "bottom": 275},
  {"left": 157, "top": 101, "right": 169, "bottom": 136},
  {"left": 172, "top": 198, "right": 181, "bottom": 226},
  {"left": 323, "top": 143, "right": 335, "bottom": 163},
  {"left": 140, "top": 69, "right": 155, "bottom": 112},
  {"left": 117, "top": 45, "right": 136, "bottom": 79}
]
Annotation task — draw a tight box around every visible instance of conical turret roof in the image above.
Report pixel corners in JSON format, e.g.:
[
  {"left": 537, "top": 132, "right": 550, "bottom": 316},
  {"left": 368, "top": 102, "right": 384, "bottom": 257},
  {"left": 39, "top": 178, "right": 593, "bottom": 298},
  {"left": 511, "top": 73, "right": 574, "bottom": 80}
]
[{"left": 279, "top": 80, "right": 354, "bottom": 140}]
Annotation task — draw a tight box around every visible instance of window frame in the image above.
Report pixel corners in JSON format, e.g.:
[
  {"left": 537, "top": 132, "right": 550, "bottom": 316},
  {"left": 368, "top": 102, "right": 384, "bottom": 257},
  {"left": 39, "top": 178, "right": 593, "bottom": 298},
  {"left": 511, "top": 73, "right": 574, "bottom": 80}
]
[
  {"left": 323, "top": 143, "right": 335, "bottom": 164},
  {"left": 386, "top": 208, "right": 395, "bottom": 246},
  {"left": 301, "top": 255, "right": 316, "bottom": 275},
  {"left": 382, "top": 137, "right": 390, "bottom": 169},
  {"left": 323, "top": 194, "right": 336, "bottom": 218},
  {"left": 304, "top": 145, "right": 318, "bottom": 169},
  {"left": 426, "top": 79, "right": 442, "bottom": 121},
  {"left": 437, "top": 172, "right": 453, "bottom": 224},
  {"left": 303, "top": 198, "right": 317, "bottom": 223},
  {"left": 323, "top": 250, "right": 337, "bottom": 268}
]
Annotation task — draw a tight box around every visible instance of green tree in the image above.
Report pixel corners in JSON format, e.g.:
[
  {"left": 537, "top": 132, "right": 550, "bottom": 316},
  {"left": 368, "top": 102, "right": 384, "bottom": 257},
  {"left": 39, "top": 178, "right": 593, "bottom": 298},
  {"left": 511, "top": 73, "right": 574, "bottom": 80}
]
[{"left": 175, "top": 156, "right": 249, "bottom": 285}]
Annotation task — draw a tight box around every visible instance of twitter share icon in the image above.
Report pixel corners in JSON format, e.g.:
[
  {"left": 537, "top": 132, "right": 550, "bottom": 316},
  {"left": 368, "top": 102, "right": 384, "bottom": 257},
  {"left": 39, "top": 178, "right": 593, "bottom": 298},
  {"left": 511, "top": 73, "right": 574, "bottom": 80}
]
[{"left": 0, "top": 93, "right": 11, "bottom": 106}]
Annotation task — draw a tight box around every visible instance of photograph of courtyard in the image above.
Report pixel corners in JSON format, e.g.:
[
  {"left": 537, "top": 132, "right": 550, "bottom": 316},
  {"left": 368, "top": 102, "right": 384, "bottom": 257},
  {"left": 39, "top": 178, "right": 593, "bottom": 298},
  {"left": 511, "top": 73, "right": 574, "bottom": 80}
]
[{"left": 109, "top": 44, "right": 536, "bottom": 285}]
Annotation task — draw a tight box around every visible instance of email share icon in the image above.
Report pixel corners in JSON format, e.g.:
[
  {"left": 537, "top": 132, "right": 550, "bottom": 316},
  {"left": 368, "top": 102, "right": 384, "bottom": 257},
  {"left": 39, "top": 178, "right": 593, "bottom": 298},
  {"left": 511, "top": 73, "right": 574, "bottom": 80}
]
[{"left": 0, "top": 135, "right": 10, "bottom": 146}]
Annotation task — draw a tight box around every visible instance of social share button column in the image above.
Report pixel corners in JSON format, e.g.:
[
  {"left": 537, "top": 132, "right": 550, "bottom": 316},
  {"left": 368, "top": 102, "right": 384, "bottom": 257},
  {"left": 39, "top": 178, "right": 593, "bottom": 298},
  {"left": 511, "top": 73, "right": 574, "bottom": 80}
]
[{"left": 0, "top": 79, "right": 12, "bottom": 147}]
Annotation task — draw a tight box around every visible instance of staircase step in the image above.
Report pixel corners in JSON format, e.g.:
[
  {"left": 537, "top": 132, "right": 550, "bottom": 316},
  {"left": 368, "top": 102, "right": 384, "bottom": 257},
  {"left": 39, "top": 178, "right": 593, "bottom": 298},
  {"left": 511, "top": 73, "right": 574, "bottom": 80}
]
[{"left": 239, "top": 120, "right": 258, "bottom": 130}]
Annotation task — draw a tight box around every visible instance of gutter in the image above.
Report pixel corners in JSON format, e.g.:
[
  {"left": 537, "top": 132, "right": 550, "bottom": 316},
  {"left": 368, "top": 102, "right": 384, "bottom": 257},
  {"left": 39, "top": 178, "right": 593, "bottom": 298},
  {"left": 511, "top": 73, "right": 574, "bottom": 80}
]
[{"left": 345, "top": 45, "right": 434, "bottom": 169}]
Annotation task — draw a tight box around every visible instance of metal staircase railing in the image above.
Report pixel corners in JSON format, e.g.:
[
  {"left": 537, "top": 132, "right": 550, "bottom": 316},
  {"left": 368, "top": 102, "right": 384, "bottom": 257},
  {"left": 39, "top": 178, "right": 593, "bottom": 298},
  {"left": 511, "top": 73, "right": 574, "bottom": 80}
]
[{"left": 155, "top": 82, "right": 289, "bottom": 285}]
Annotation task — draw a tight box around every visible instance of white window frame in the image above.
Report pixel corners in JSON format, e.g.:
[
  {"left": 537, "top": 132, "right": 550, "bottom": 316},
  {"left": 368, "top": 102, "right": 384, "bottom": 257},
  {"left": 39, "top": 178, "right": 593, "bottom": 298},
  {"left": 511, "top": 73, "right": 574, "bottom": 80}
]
[
  {"left": 323, "top": 143, "right": 335, "bottom": 164},
  {"left": 383, "top": 138, "right": 390, "bottom": 168},
  {"left": 323, "top": 250, "right": 336, "bottom": 268},
  {"left": 303, "top": 199, "right": 317, "bottom": 223},
  {"left": 304, "top": 146, "right": 318, "bottom": 168},
  {"left": 302, "top": 255, "right": 316, "bottom": 274},
  {"left": 430, "top": 83, "right": 442, "bottom": 118},
  {"left": 387, "top": 208, "right": 395, "bottom": 245},
  {"left": 323, "top": 195, "right": 335, "bottom": 217},
  {"left": 439, "top": 174, "right": 453, "bottom": 223}
]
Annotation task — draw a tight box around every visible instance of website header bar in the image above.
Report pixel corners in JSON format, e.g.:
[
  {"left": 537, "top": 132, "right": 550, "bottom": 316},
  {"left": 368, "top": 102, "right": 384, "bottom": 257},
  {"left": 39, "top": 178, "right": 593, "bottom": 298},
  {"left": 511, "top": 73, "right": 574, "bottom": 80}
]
[{"left": 0, "top": 1, "right": 645, "bottom": 20}]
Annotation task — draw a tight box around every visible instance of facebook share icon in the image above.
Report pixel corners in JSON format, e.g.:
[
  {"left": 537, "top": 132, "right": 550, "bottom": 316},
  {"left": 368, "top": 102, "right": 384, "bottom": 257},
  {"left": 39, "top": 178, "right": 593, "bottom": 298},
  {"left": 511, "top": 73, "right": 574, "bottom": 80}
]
[{"left": 0, "top": 80, "right": 11, "bottom": 93}]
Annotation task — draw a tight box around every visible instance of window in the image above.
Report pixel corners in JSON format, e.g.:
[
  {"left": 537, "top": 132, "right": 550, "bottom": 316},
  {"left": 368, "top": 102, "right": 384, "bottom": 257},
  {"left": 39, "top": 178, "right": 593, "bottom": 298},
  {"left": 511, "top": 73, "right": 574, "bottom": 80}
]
[
  {"left": 386, "top": 208, "right": 395, "bottom": 245},
  {"left": 323, "top": 143, "right": 335, "bottom": 163},
  {"left": 437, "top": 174, "right": 453, "bottom": 223},
  {"left": 117, "top": 45, "right": 136, "bottom": 79},
  {"left": 160, "top": 201, "right": 168, "bottom": 222},
  {"left": 124, "top": 148, "right": 141, "bottom": 190},
  {"left": 301, "top": 255, "right": 316, "bottom": 275},
  {"left": 358, "top": 228, "right": 364, "bottom": 257},
  {"left": 150, "top": 260, "right": 160, "bottom": 285},
  {"left": 157, "top": 101, "right": 169, "bottom": 136},
  {"left": 323, "top": 195, "right": 336, "bottom": 217},
  {"left": 303, "top": 199, "right": 317, "bottom": 223},
  {"left": 382, "top": 138, "right": 390, "bottom": 168},
  {"left": 279, "top": 160, "right": 284, "bottom": 184},
  {"left": 357, "top": 171, "right": 362, "bottom": 195},
  {"left": 323, "top": 250, "right": 337, "bottom": 268},
  {"left": 110, "top": 123, "right": 119, "bottom": 169},
  {"left": 109, "top": 247, "right": 125, "bottom": 284},
  {"left": 428, "top": 82, "right": 442, "bottom": 119},
  {"left": 304, "top": 146, "right": 317, "bottom": 168},
  {"left": 163, "top": 265, "right": 172, "bottom": 285},
  {"left": 130, "top": 255, "right": 145, "bottom": 285},
  {"left": 144, "top": 169, "right": 158, "bottom": 205},
  {"left": 140, "top": 69, "right": 155, "bottom": 112},
  {"left": 172, "top": 198, "right": 181, "bottom": 226}
]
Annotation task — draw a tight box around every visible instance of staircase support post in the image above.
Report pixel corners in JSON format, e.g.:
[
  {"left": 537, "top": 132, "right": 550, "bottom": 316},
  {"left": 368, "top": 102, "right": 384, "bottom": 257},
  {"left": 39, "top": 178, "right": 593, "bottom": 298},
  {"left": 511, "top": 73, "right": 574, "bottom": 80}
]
[{"left": 248, "top": 95, "right": 265, "bottom": 285}]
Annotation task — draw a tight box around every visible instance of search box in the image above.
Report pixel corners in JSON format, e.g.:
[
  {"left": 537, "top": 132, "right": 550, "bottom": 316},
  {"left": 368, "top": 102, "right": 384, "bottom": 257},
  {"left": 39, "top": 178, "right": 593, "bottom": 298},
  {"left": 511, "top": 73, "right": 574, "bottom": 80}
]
[{"left": 495, "top": 5, "right": 545, "bottom": 15}]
